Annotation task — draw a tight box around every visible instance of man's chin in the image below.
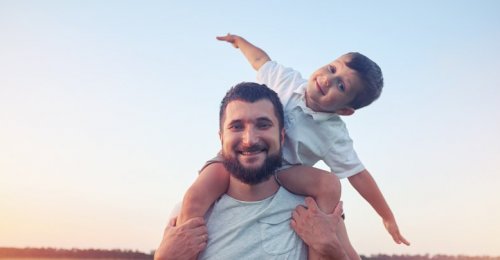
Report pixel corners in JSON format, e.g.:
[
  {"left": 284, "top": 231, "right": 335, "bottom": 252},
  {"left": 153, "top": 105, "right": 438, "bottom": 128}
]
[
  {"left": 238, "top": 160, "right": 265, "bottom": 171},
  {"left": 223, "top": 153, "right": 281, "bottom": 185}
]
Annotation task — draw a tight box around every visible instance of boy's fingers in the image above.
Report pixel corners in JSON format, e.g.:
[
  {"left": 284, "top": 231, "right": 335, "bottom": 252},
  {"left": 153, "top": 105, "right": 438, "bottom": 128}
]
[
  {"left": 399, "top": 235, "right": 411, "bottom": 246},
  {"left": 391, "top": 230, "right": 410, "bottom": 246},
  {"left": 216, "top": 33, "right": 233, "bottom": 41}
]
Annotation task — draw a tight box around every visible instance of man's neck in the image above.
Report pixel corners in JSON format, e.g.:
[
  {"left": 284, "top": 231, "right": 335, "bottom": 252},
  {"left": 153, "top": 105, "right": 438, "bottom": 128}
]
[{"left": 226, "top": 175, "right": 280, "bottom": 201}]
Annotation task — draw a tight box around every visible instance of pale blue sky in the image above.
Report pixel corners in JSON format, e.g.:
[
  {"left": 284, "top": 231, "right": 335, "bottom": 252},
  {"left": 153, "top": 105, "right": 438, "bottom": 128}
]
[{"left": 1, "top": 0, "right": 500, "bottom": 256}]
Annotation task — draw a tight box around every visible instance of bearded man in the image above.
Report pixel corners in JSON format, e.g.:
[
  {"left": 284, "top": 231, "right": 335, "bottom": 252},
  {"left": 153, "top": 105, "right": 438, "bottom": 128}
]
[{"left": 155, "top": 82, "right": 347, "bottom": 260}]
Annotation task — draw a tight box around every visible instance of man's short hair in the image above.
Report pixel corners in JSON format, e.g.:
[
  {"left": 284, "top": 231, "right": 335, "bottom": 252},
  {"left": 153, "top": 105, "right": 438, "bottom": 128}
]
[
  {"left": 345, "top": 52, "right": 384, "bottom": 110},
  {"left": 219, "top": 82, "right": 284, "bottom": 131}
]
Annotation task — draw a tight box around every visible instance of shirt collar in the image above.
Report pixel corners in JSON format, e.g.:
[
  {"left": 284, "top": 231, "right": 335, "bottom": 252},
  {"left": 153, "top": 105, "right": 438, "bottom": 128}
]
[{"left": 295, "top": 84, "right": 338, "bottom": 121}]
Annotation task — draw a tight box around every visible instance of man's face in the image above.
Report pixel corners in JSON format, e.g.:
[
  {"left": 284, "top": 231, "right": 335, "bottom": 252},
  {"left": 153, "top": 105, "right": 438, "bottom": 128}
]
[
  {"left": 306, "top": 55, "right": 363, "bottom": 115},
  {"left": 220, "top": 99, "right": 284, "bottom": 185}
]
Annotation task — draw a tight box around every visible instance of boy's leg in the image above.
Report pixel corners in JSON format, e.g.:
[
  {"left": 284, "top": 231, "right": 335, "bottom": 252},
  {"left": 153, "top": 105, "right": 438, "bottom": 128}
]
[
  {"left": 277, "top": 165, "right": 341, "bottom": 214},
  {"left": 337, "top": 218, "right": 360, "bottom": 260},
  {"left": 177, "top": 162, "right": 230, "bottom": 225}
]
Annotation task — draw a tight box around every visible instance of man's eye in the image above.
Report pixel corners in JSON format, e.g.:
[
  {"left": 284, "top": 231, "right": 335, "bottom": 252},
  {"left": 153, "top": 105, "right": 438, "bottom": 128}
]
[
  {"left": 258, "top": 122, "right": 271, "bottom": 129},
  {"left": 229, "top": 124, "right": 243, "bottom": 130},
  {"left": 328, "top": 65, "right": 336, "bottom": 73}
]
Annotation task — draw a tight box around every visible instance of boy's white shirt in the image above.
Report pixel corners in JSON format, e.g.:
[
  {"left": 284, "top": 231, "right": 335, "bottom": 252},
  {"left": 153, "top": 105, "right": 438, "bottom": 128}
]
[{"left": 257, "top": 61, "right": 365, "bottom": 179}]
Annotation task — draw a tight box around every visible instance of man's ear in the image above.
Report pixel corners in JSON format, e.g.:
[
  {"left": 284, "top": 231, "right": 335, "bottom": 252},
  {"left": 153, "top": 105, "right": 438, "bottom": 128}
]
[
  {"left": 219, "top": 130, "right": 223, "bottom": 144},
  {"left": 336, "top": 107, "right": 355, "bottom": 116}
]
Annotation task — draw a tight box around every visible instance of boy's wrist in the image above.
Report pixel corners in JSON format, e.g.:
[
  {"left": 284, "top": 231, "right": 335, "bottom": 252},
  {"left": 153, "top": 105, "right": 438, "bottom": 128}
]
[
  {"left": 383, "top": 215, "right": 396, "bottom": 223},
  {"left": 233, "top": 36, "right": 244, "bottom": 48}
]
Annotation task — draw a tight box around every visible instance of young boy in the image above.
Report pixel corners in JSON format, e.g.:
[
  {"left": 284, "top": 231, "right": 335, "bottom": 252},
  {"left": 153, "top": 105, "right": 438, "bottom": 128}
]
[{"left": 179, "top": 33, "right": 409, "bottom": 257}]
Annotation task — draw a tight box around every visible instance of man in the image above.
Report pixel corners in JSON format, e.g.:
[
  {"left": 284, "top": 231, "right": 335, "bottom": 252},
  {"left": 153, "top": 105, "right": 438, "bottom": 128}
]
[{"left": 155, "top": 82, "right": 348, "bottom": 260}]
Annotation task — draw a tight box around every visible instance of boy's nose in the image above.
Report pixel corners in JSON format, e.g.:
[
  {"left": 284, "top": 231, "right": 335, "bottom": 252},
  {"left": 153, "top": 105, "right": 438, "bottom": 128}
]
[{"left": 318, "top": 75, "right": 330, "bottom": 87}]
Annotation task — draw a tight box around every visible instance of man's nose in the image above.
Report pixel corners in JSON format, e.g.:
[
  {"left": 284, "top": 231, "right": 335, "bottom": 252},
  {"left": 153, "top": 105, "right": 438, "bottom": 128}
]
[{"left": 242, "top": 127, "right": 258, "bottom": 146}]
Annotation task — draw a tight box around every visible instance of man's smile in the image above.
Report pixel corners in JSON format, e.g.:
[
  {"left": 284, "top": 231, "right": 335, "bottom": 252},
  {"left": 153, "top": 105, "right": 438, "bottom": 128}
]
[{"left": 238, "top": 144, "right": 267, "bottom": 156}]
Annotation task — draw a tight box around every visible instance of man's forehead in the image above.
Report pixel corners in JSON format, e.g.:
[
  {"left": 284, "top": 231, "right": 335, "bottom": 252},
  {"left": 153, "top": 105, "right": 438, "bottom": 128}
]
[{"left": 223, "top": 99, "right": 277, "bottom": 123}]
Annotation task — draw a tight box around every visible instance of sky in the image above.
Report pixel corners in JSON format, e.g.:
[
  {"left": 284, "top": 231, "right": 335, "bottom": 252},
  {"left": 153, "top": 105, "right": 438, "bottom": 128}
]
[{"left": 1, "top": 0, "right": 500, "bottom": 256}]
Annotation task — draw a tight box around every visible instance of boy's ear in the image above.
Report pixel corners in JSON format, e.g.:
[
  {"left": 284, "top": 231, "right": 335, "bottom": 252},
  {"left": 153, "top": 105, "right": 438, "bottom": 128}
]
[{"left": 336, "top": 107, "right": 355, "bottom": 116}]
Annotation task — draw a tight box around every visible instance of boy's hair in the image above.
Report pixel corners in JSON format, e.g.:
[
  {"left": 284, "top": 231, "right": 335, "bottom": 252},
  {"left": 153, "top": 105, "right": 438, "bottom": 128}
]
[
  {"left": 344, "top": 52, "right": 384, "bottom": 110},
  {"left": 219, "top": 82, "right": 285, "bottom": 132}
]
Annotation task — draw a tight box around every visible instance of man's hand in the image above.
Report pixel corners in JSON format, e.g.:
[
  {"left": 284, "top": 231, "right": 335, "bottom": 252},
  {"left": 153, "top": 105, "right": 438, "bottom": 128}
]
[
  {"left": 291, "top": 198, "right": 347, "bottom": 259},
  {"left": 216, "top": 33, "right": 241, "bottom": 48},
  {"left": 384, "top": 218, "right": 410, "bottom": 246},
  {"left": 154, "top": 217, "right": 208, "bottom": 260}
]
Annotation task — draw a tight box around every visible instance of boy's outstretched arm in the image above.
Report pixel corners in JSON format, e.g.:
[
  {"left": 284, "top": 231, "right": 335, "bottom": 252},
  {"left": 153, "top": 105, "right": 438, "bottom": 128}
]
[
  {"left": 348, "top": 169, "right": 411, "bottom": 246},
  {"left": 216, "top": 34, "right": 270, "bottom": 71}
]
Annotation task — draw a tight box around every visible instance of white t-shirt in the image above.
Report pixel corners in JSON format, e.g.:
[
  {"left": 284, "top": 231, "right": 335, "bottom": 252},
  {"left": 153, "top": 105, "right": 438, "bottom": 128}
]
[{"left": 257, "top": 61, "right": 364, "bottom": 178}]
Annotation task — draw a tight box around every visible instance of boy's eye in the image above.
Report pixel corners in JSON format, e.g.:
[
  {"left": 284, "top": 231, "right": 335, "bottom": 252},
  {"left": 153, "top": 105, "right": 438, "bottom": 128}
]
[
  {"left": 338, "top": 82, "right": 345, "bottom": 92},
  {"left": 328, "top": 65, "right": 336, "bottom": 73}
]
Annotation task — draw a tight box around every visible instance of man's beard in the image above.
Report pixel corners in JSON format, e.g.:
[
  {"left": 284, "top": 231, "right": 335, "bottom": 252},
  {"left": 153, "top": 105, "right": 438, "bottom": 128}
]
[{"left": 222, "top": 148, "right": 282, "bottom": 185}]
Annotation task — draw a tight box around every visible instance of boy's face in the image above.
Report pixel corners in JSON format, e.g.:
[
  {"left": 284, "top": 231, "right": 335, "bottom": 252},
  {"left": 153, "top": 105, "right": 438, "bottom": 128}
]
[{"left": 306, "top": 55, "right": 363, "bottom": 115}]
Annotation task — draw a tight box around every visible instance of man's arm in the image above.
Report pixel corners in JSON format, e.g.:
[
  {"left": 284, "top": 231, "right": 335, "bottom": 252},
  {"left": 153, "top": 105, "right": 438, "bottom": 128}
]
[
  {"left": 216, "top": 33, "right": 271, "bottom": 71},
  {"left": 291, "top": 198, "right": 348, "bottom": 260},
  {"left": 348, "top": 169, "right": 410, "bottom": 245},
  {"left": 154, "top": 217, "right": 208, "bottom": 260}
]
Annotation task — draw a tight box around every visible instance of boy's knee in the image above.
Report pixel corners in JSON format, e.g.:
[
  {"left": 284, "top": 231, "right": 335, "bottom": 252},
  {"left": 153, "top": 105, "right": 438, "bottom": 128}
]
[{"left": 317, "top": 174, "right": 341, "bottom": 202}]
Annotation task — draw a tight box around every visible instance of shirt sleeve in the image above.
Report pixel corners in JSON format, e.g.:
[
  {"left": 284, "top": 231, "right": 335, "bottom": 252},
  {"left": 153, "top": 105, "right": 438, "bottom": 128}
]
[
  {"left": 256, "top": 61, "right": 305, "bottom": 99},
  {"left": 323, "top": 125, "right": 365, "bottom": 179}
]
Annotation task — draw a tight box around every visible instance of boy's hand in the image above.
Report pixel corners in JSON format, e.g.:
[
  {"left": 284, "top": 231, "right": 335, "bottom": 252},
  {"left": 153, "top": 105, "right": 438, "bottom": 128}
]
[
  {"left": 216, "top": 33, "right": 270, "bottom": 71},
  {"left": 384, "top": 218, "right": 410, "bottom": 246},
  {"left": 216, "top": 33, "right": 241, "bottom": 48}
]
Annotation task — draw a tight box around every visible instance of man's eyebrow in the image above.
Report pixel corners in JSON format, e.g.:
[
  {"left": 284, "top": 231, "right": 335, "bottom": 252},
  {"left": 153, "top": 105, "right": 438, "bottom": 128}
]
[
  {"left": 256, "top": 117, "right": 274, "bottom": 123},
  {"left": 226, "top": 119, "right": 242, "bottom": 126}
]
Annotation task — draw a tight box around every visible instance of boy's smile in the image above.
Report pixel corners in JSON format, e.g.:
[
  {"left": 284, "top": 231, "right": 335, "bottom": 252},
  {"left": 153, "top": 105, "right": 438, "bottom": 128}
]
[
  {"left": 315, "top": 77, "right": 327, "bottom": 96},
  {"left": 305, "top": 55, "right": 362, "bottom": 115}
]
